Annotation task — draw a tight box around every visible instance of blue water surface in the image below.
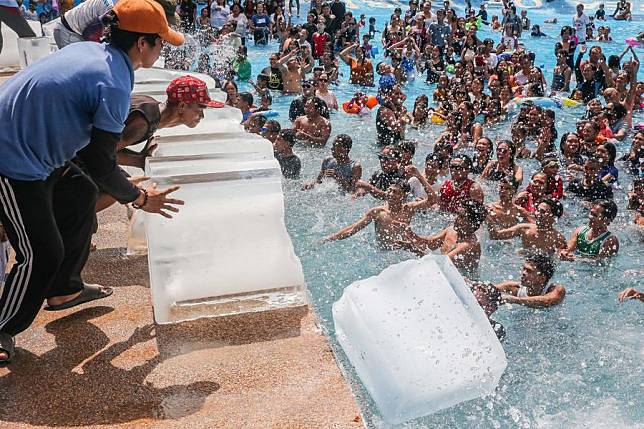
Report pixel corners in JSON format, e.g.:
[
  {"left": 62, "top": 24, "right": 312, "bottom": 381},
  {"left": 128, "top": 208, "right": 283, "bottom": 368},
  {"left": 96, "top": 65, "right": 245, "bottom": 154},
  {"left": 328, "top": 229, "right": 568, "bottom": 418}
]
[{"left": 234, "top": 2, "right": 643, "bottom": 427}]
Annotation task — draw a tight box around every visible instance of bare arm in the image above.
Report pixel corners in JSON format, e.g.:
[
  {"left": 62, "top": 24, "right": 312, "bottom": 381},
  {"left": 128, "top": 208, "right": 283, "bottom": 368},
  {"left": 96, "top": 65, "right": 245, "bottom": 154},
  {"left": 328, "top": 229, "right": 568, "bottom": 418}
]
[
  {"left": 597, "top": 235, "right": 619, "bottom": 259},
  {"left": 406, "top": 165, "right": 438, "bottom": 210},
  {"left": 558, "top": 226, "right": 581, "bottom": 260},
  {"left": 322, "top": 208, "right": 376, "bottom": 242},
  {"left": 339, "top": 43, "right": 357, "bottom": 65},
  {"left": 488, "top": 223, "right": 527, "bottom": 240},
  {"left": 503, "top": 284, "right": 565, "bottom": 308}
]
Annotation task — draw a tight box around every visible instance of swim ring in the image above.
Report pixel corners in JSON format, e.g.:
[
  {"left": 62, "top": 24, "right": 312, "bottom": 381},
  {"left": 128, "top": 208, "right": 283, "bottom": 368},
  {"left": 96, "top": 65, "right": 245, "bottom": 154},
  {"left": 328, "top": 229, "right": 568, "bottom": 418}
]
[
  {"left": 512, "top": 96, "right": 562, "bottom": 109},
  {"left": 262, "top": 110, "right": 280, "bottom": 118}
]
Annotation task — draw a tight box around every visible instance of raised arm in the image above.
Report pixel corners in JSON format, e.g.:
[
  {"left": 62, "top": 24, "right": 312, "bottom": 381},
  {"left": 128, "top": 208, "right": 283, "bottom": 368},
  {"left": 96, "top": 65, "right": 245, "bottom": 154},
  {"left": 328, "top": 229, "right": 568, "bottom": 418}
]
[
  {"left": 406, "top": 165, "right": 438, "bottom": 210},
  {"left": 339, "top": 43, "right": 357, "bottom": 65}
]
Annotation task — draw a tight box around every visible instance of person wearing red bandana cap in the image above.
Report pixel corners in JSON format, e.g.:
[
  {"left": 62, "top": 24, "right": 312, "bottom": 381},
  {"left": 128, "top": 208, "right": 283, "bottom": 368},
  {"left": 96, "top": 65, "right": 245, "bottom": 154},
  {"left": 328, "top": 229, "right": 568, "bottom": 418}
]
[{"left": 93, "top": 75, "right": 224, "bottom": 210}]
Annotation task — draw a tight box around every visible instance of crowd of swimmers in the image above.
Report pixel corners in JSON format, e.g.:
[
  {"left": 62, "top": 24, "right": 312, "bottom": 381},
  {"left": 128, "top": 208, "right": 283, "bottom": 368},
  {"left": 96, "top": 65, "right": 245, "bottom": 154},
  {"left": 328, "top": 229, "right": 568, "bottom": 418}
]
[{"left": 1, "top": 0, "right": 643, "bottom": 363}]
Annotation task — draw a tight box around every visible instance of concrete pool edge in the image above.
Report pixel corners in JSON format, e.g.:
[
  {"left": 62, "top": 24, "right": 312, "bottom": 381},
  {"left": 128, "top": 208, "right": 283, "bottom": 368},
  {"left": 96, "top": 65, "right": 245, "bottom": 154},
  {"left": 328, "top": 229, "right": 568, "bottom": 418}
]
[{"left": 0, "top": 203, "right": 363, "bottom": 429}]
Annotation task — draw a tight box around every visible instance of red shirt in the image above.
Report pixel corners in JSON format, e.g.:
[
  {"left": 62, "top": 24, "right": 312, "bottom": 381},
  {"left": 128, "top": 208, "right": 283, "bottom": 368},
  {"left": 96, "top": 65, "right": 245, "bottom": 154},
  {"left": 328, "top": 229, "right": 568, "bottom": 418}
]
[
  {"left": 313, "top": 32, "right": 330, "bottom": 58},
  {"left": 439, "top": 178, "right": 474, "bottom": 213}
]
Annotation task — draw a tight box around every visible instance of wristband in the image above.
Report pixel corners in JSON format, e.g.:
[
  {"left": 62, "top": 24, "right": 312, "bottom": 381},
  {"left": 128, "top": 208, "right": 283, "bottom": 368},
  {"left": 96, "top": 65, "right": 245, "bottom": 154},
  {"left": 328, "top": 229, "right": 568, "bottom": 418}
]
[{"left": 132, "top": 189, "right": 149, "bottom": 210}]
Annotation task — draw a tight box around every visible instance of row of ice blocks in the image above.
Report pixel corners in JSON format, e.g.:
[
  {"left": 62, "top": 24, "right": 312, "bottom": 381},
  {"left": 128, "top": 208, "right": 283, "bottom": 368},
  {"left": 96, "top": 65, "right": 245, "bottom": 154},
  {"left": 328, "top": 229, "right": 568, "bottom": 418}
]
[
  {"left": 333, "top": 255, "right": 507, "bottom": 425},
  {"left": 144, "top": 124, "right": 306, "bottom": 324}
]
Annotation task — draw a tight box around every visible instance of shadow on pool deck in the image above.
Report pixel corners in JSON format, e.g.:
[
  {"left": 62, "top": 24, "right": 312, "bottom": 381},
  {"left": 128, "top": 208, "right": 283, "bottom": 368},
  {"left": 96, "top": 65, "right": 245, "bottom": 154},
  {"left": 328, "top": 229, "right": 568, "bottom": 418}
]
[
  {"left": 0, "top": 307, "right": 220, "bottom": 427},
  {"left": 0, "top": 204, "right": 361, "bottom": 429}
]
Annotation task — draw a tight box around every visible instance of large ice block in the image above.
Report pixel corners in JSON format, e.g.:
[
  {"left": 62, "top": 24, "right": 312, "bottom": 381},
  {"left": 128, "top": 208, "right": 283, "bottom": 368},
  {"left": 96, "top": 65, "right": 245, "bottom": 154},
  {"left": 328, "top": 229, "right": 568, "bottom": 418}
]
[
  {"left": 0, "top": 22, "right": 45, "bottom": 71},
  {"left": 145, "top": 168, "right": 306, "bottom": 324},
  {"left": 153, "top": 133, "right": 270, "bottom": 159},
  {"left": 333, "top": 255, "right": 507, "bottom": 425}
]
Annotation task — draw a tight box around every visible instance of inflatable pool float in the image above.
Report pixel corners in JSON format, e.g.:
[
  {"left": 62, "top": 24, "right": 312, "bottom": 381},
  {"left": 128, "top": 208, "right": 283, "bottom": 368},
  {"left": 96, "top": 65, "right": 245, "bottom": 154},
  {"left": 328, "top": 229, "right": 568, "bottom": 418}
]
[
  {"left": 512, "top": 96, "right": 562, "bottom": 109},
  {"left": 343, "top": 95, "right": 378, "bottom": 114},
  {"left": 431, "top": 112, "right": 446, "bottom": 124},
  {"left": 626, "top": 37, "right": 642, "bottom": 48},
  {"left": 260, "top": 110, "right": 280, "bottom": 118}
]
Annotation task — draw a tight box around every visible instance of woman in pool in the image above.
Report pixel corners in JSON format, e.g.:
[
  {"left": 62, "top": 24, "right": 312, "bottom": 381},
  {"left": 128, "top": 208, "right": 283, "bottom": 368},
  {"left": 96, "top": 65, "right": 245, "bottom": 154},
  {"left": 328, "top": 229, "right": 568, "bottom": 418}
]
[
  {"left": 514, "top": 172, "right": 548, "bottom": 214},
  {"left": 596, "top": 142, "right": 619, "bottom": 184},
  {"left": 472, "top": 137, "right": 494, "bottom": 175},
  {"left": 222, "top": 80, "right": 238, "bottom": 106},
  {"left": 408, "top": 95, "right": 430, "bottom": 128},
  {"left": 482, "top": 140, "right": 524, "bottom": 185},
  {"left": 559, "top": 133, "right": 584, "bottom": 172},
  {"left": 560, "top": 200, "right": 620, "bottom": 261}
]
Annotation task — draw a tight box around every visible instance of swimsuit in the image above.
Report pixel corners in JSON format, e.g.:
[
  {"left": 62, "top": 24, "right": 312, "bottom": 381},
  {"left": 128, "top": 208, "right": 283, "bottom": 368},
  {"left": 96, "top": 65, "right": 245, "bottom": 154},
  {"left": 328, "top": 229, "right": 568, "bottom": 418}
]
[
  {"left": 576, "top": 226, "right": 612, "bottom": 257},
  {"left": 321, "top": 157, "right": 356, "bottom": 185},
  {"left": 439, "top": 178, "right": 474, "bottom": 213}
]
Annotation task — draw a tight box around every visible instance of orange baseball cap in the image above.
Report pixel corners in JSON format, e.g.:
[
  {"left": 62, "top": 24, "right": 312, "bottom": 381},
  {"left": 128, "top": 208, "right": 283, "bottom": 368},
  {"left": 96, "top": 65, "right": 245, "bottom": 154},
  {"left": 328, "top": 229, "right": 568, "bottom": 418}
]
[{"left": 113, "top": 0, "right": 184, "bottom": 46}]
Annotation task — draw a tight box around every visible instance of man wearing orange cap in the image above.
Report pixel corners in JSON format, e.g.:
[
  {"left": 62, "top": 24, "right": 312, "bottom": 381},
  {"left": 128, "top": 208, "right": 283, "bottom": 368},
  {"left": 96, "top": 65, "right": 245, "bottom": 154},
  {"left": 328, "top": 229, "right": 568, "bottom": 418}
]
[{"left": 0, "top": 0, "right": 184, "bottom": 364}]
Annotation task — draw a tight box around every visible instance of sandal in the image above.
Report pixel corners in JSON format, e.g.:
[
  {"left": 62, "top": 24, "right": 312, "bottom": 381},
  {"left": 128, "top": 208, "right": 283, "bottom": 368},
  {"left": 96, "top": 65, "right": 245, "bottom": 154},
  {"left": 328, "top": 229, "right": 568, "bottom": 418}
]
[
  {"left": 44, "top": 283, "right": 113, "bottom": 311},
  {"left": 0, "top": 332, "right": 14, "bottom": 366}
]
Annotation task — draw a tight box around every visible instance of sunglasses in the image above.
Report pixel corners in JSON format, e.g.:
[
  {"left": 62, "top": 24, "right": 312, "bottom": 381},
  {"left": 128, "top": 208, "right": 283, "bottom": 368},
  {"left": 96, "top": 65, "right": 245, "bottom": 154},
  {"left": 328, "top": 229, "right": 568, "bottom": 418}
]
[
  {"left": 379, "top": 155, "right": 397, "bottom": 161},
  {"left": 449, "top": 164, "right": 464, "bottom": 170},
  {"left": 497, "top": 148, "right": 509, "bottom": 154},
  {"left": 319, "top": 78, "right": 328, "bottom": 82}
]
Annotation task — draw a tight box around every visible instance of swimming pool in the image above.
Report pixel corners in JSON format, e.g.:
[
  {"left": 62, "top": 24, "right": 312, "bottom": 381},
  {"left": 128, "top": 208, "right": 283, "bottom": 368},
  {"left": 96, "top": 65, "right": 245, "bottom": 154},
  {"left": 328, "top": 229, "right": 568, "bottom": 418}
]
[{"left": 234, "top": 2, "right": 644, "bottom": 427}]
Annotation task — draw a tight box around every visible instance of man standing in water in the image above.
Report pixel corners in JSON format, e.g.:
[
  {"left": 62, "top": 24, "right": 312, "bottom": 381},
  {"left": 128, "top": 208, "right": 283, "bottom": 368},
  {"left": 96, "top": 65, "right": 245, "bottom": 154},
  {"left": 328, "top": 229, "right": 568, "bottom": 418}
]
[
  {"left": 496, "top": 255, "right": 566, "bottom": 308},
  {"left": 439, "top": 154, "right": 484, "bottom": 213},
  {"left": 0, "top": 0, "right": 185, "bottom": 364},
  {"left": 396, "top": 200, "right": 488, "bottom": 277},
  {"left": 322, "top": 166, "right": 436, "bottom": 250},
  {"left": 486, "top": 177, "right": 532, "bottom": 229},
  {"left": 489, "top": 198, "right": 567, "bottom": 256},
  {"left": 559, "top": 200, "right": 619, "bottom": 261},
  {"left": 293, "top": 97, "right": 331, "bottom": 146}
]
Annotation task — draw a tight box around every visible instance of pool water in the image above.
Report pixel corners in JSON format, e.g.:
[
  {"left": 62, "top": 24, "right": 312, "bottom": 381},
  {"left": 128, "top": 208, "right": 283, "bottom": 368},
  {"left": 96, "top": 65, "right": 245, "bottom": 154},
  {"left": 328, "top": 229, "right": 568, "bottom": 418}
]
[{"left": 228, "top": 2, "right": 644, "bottom": 427}]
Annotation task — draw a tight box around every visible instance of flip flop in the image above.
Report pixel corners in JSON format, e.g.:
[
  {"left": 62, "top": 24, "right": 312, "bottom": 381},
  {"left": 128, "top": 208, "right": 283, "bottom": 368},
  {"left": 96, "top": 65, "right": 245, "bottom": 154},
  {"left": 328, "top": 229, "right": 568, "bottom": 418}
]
[
  {"left": 0, "top": 332, "right": 14, "bottom": 366},
  {"left": 44, "top": 284, "right": 113, "bottom": 311}
]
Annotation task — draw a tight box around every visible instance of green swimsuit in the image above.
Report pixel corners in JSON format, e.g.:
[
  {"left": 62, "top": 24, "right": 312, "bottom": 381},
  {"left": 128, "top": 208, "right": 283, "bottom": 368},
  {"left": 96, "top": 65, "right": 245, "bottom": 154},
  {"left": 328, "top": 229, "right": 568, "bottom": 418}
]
[{"left": 576, "top": 226, "right": 612, "bottom": 257}]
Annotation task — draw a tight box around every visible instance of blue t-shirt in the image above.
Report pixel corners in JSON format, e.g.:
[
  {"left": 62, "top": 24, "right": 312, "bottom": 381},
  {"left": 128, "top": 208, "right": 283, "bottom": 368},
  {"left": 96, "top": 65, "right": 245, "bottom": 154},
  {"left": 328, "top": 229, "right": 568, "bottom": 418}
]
[
  {"left": 0, "top": 42, "right": 133, "bottom": 181},
  {"left": 252, "top": 14, "right": 270, "bottom": 28}
]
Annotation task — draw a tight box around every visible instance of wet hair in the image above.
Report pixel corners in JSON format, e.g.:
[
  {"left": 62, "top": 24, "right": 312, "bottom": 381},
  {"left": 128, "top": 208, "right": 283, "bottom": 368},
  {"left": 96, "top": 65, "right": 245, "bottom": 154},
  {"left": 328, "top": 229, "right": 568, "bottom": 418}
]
[
  {"left": 426, "top": 152, "right": 445, "bottom": 165},
  {"left": 389, "top": 178, "right": 411, "bottom": 193},
  {"left": 595, "top": 199, "right": 618, "bottom": 221},
  {"left": 460, "top": 200, "right": 487, "bottom": 231},
  {"left": 540, "top": 197, "right": 563, "bottom": 218},
  {"left": 278, "top": 129, "right": 297, "bottom": 147},
  {"left": 334, "top": 134, "right": 353, "bottom": 150},
  {"left": 307, "top": 96, "right": 329, "bottom": 116},
  {"left": 611, "top": 102, "right": 627, "bottom": 121},
  {"left": 499, "top": 175, "right": 519, "bottom": 190},
  {"left": 601, "top": 142, "right": 617, "bottom": 165},
  {"left": 264, "top": 119, "right": 281, "bottom": 132},
  {"left": 102, "top": 11, "right": 160, "bottom": 51},
  {"left": 607, "top": 55, "right": 620, "bottom": 69},
  {"left": 585, "top": 156, "right": 601, "bottom": 167},
  {"left": 451, "top": 153, "right": 472, "bottom": 170},
  {"left": 497, "top": 140, "right": 517, "bottom": 164},
  {"left": 526, "top": 254, "right": 555, "bottom": 283},
  {"left": 238, "top": 92, "right": 253, "bottom": 106},
  {"left": 398, "top": 140, "right": 416, "bottom": 156}
]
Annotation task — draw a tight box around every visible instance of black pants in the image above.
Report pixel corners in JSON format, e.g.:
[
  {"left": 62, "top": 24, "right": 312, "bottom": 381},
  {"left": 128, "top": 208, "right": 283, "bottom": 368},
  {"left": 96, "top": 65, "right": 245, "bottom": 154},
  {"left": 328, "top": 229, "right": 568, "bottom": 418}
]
[{"left": 0, "top": 163, "right": 98, "bottom": 337}]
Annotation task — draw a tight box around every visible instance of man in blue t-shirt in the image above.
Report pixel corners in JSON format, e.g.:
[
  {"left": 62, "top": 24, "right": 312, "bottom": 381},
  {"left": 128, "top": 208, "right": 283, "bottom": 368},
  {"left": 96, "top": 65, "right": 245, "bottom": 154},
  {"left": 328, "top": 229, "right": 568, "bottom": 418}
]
[{"left": 0, "top": 0, "right": 185, "bottom": 365}]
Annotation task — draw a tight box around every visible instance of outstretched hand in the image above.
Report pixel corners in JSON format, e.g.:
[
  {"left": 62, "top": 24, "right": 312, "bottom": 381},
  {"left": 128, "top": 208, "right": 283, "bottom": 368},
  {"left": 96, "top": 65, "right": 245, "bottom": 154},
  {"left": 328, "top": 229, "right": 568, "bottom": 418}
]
[{"left": 142, "top": 184, "right": 185, "bottom": 219}]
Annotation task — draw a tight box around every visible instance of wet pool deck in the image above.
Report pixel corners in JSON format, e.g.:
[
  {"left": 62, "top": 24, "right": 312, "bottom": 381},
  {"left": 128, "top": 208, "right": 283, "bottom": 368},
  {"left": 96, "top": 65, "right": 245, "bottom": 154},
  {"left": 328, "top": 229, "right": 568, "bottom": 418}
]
[{"left": 0, "top": 203, "right": 362, "bottom": 428}]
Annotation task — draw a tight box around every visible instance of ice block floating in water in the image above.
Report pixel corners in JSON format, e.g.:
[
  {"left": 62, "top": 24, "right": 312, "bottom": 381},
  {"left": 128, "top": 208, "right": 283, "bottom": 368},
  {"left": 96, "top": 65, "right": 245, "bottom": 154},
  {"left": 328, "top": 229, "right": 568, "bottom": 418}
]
[{"left": 333, "top": 255, "right": 507, "bottom": 425}]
